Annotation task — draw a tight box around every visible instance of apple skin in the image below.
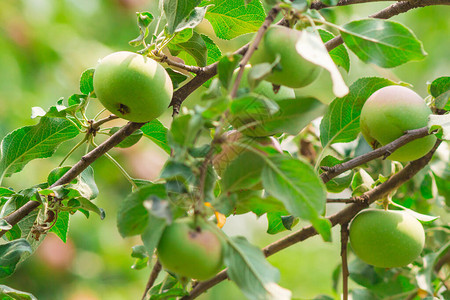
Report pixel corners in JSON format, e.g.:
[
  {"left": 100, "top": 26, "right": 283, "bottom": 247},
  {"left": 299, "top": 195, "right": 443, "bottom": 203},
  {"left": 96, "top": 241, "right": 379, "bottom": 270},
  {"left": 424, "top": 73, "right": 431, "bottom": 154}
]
[
  {"left": 360, "top": 86, "right": 436, "bottom": 162},
  {"left": 157, "top": 218, "right": 223, "bottom": 281},
  {"left": 250, "top": 25, "right": 321, "bottom": 88},
  {"left": 349, "top": 209, "right": 425, "bottom": 268},
  {"left": 235, "top": 66, "right": 295, "bottom": 101},
  {"left": 93, "top": 51, "right": 173, "bottom": 122}
]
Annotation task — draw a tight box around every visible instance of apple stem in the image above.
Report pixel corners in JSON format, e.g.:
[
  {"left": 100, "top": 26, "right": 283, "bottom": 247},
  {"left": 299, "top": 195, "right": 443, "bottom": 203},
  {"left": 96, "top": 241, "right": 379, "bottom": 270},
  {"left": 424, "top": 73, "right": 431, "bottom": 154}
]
[
  {"left": 91, "top": 140, "right": 138, "bottom": 190},
  {"left": 58, "top": 135, "right": 89, "bottom": 167}
]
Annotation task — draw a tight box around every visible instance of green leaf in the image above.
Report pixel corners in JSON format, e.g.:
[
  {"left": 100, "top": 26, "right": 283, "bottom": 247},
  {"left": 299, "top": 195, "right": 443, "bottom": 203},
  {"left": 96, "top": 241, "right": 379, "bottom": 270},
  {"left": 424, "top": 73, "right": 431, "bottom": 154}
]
[
  {"left": 296, "top": 30, "right": 348, "bottom": 98},
  {"left": 79, "top": 68, "right": 95, "bottom": 95},
  {"left": 131, "top": 245, "right": 149, "bottom": 270},
  {"left": 320, "top": 155, "right": 353, "bottom": 193},
  {"left": 0, "top": 117, "right": 79, "bottom": 181},
  {"left": 174, "top": 6, "right": 208, "bottom": 34},
  {"left": 117, "top": 184, "right": 167, "bottom": 237},
  {"left": 351, "top": 169, "right": 374, "bottom": 197},
  {"left": 204, "top": 0, "right": 266, "bottom": 40},
  {"left": 266, "top": 212, "right": 297, "bottom": 234},
  {"left": 129, "top": 12, "right": 154, "bottom": 46},
  {"left": 433, "top": 170, "right": 450, "bottom": 207},
  {"left": 163, "top": 0, "right": 202, "bottom": 35},
  {"left": 222, "top": 151, "right": 265, "bottom": 192},
  {"left": 420, "top": 172, "right": 434, "bottom": 199},
  {"left": 0, "top": 239, "right": 32, "bottom": 278},
  {"left": 319, "top": 77, "right": 396, "bottom": 148},
  {"left": 141, "top": 199, "right": 171, "bottom": 256},
  {"left": 224, "top": 236, "right": 291, "bottom": 300},
  {"left": 109, "top": 127, "right": 143, "bottom": 148},
  {"left": 340, "top": 19, "right": 427, "bottom": 68},
  {"left": 67, "top": 197, "right": 104, "bottom": 219},
  {"left": 430, "top": 76, "right": 450, "bottom": 109},
  {"left": 49, "top": 211, "right": 70, "bottom": 243},
  {"left": 71, "top": 166, "right": 99, "bottom": 200},
  {"left": 141, "top": 119, "right": 171, "bottom": 154},
  {"left": 218, "top": 54, "right": 242, "bottom": 90},
  {"left": 168, "top": 113, "right": 204, "bottom": 151},
  {"left": 0, "top": 219, "right": 12, "bottom": 231},
  {"left": 430, "top": 76, "right": 450, "bottom": 98},
  {"left": 428, "top": 114, "right": 450, "bottom": 140},
  {"left": 234, "top": 193, "right": 286, "bottom": 216},
  {"left": 0, "top": 187, "right": 14, "bottom": 197},
  {"left": 165, "top": 68, "right": 188, "bottom": 89},
  {"left": 160, "top": 160, "right": 196, "bottom": 186},
  {"left": 262, "top": 154, "right": 331, "bottom": 241},
  {"left": 390, "top": 202, "right": 439, "bottom": 224},
  {"left": 202, "top": 34, "right": 222, "bottom": 64},
  {"left": 47, "top": 166, "right": 72, "bottom": 186},
  {"left": 0, "top": 285, "right": 37, "bottom": 300},
  {"left": 168, "top": 31, "right": 207, "bottom": 67},
  {"left": 416, "top": 242, "right": 450, "bottom": 295},
  {"left": 261, "top": 97, "right": 326, "bottom": 136},
  {"left": 318, "top": 29, "right": 350, "bottom": 72},
  {"left": 351, "top": 289, "right": 378, "bottom": 300},
  {"left": 32, "top": 95, "right": 87, "bottom": 120}
]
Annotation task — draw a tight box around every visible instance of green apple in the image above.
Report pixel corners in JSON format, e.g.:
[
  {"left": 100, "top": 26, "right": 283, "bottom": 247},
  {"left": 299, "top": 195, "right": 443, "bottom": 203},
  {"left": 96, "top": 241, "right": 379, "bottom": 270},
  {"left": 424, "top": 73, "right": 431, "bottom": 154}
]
[
  {"left": 235, "top": 66, "right": 295, "bottom": 100},
  {"left": 93, "top": 51, "right": 173, "bottom": 122},
  {"left": 360, "top": 86, "right": 436, "bottom": 161},
  {"left": 157, "top": 217, "right": 224, "bottom": 281},
  {"left": 250, "top": 25, "right": 321, "bottom": 88},
  {"left": 349, "top": 209, "right": 425, "bottom": 268}
]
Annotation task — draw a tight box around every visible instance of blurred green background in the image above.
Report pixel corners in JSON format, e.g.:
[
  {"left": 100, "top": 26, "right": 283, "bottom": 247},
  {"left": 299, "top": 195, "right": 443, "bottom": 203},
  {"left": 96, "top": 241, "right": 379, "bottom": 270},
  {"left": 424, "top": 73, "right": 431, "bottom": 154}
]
[{"left": 0, "top": 1, "right": 449, "bottom": 299}]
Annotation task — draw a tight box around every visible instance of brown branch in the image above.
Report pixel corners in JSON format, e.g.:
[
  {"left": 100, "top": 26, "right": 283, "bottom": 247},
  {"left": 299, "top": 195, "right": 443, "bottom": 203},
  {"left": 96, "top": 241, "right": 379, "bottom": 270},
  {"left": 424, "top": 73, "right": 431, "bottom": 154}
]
[
  {"left": 0, "top": 121, "right": 145, "bottom": 238},
  {"left": 327, "top": 198, "right": 365, "bottom": 203},
  {"left": 230, "top": 5, "right": 281, "bottom": 98},
  {"left": 183, "top": 141, "right": 441, "bottom": 298},
  {"left": 341, "top": 222, "right": 350, "bottom": 300},
  {"left": 91, "top": 114, "right": 119, "bottom": 130},
  {"left": 142, "top": 260, "right": 162, "bottom": 300},
  {"left": 320, "top": 126, "right": 432, "bottom": 183},
  {"left": 325, "top": 0, "right": 450, "bottom": 51},
  {"left": 311, "top": 0, "right": 399, "bottom": 10},
  {"left": 170, "top": 5, "right": 288, "bottom": 115},
  {"left": 434, "top": 247, "right": 450, "bottom": 272},
  {"left": 154, "top": 53, "right": 205, "bottom": 75}
]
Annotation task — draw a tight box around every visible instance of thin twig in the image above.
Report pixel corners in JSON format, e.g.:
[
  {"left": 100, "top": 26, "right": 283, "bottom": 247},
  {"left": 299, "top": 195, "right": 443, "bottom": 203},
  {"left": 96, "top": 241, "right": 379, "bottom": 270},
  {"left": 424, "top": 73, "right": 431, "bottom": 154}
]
[
  {"left": 320, "top": 127, "right": 432, "bottom": 183},
  {"left": 311, "top": 0, "right": 401, "bottom": 10},
  {"left": 327, "top": 198, "right": 363, "bottom": 203},
  {"left": 154, "top": 53, "right": 205, "bottom": 75},
  {"left": 230, "top": 5, "right": 281, "bottom": 98},
  {"left": 91, "top": 114, "right": 119, "bottom": 130},
  {"left": 324, "top": 0, "right": 450, "bottom": 51},
  {"left": 341, "top": 222, "right": 350, "bottom": 300},
  {"left": 141, "top": 260, "right": 162, "bottom": 300},
  {"left": 0, "top": 121, "right": 145, "bottom": 238},
  {"left": 195, "top": 4, "right": 283, "bottom": 210}
]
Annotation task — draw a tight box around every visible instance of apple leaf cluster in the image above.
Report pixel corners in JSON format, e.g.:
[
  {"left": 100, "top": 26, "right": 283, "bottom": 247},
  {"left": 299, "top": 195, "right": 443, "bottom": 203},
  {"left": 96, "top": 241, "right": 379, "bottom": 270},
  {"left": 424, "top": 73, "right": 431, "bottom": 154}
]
[{"left": 0, "top": 0, "right": 449, "bottom": 300}]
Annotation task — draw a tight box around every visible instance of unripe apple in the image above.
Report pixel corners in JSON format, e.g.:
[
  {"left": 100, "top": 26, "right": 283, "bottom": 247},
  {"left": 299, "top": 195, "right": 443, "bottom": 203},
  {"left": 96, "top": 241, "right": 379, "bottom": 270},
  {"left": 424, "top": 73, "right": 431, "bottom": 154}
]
[
  {"left": 93, "top": 51, "right": 173, "bottom": 122},
  {"left": 360, "top": 86, "right": 436, "bottom": 161},
  {"left": 235, "top": 66, "right": 295, "bottom": 100},
  {"left": 250, "top": 25, "right": 321, "bottom": 88},
  {"left": 157, "top": 218, "right": 224, "bottom": 280},
  {"left": 349, "top": 209, "right": 425, "bottom": 268}
]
